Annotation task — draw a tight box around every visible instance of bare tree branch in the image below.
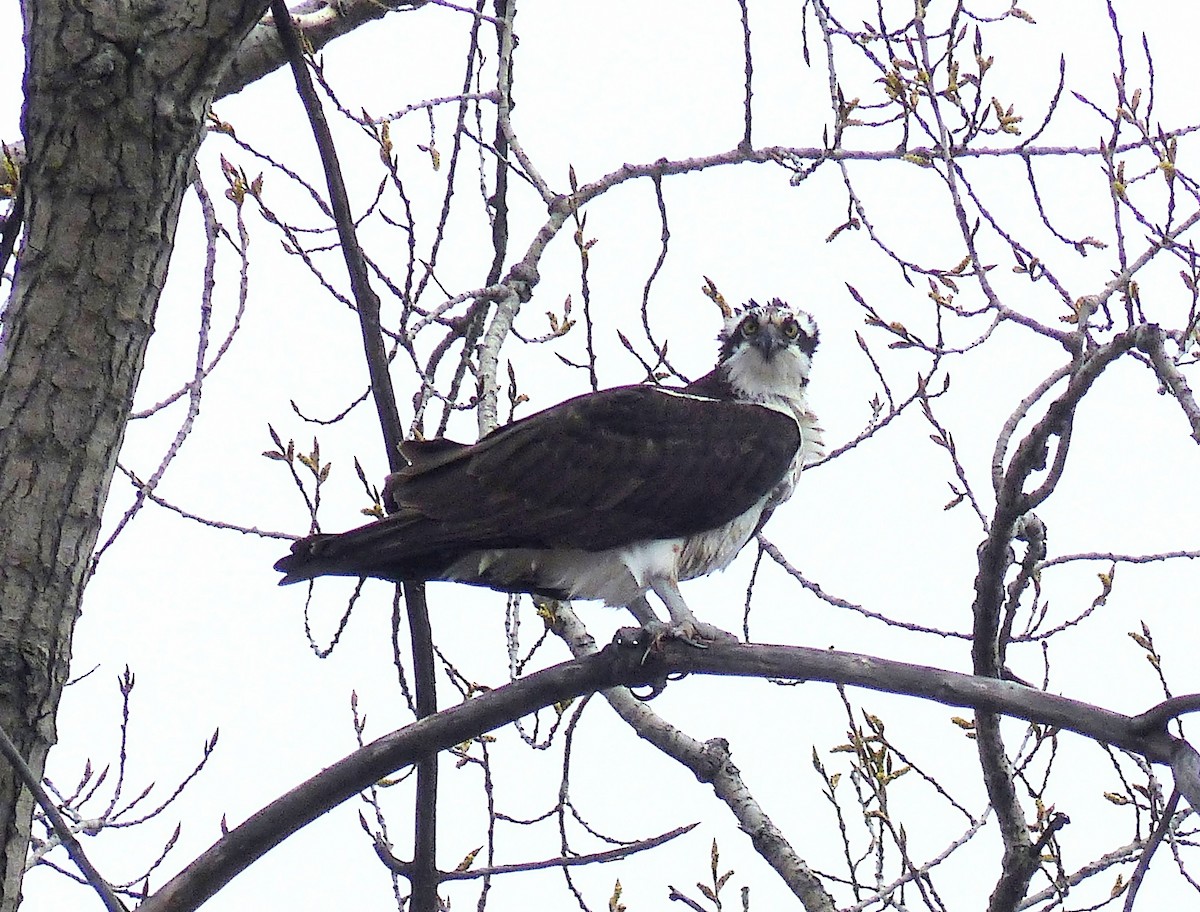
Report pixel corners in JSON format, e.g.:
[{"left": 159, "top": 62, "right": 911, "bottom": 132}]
[
  {"left": 0, "top": 721, "right": 124, "bottom": 912},
  {"left": 218, "top": 0, "right": 430, "bottom": 100},
  {"left": 131, "top": 630, "right": 1200, "bottom": 912},
  {"left": 553, "top": 605, "right": 838, "bottom": 912},
  {"left": 374, "top": 822, "right": 699, "bottom": 879}
]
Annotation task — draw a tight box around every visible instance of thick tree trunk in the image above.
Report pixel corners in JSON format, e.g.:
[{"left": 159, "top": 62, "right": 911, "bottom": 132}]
[{"left": 0, "top": 2, "right": 267, "bottom": 906}]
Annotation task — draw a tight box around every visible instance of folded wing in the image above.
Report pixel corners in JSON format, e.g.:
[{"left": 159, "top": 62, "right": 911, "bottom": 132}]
[{"left": 275, "top": 385, "right": 800, "bottom": 584}]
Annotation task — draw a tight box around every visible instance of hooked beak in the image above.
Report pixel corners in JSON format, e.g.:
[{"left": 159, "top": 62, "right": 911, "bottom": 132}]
[{"left": 750, "top": 325, "right": 787, "bottom": 360}]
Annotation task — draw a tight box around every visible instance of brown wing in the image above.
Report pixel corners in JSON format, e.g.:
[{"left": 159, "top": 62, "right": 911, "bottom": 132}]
[{"left": 276, "top": 386, "right": 798, "bottom": 582}]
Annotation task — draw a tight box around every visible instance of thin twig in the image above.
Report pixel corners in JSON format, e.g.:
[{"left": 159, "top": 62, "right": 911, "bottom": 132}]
[
  {"left": 271, "top": 9, "right": 441, "bottom": 912},
  {"left": 1122, "top": 788, "right": 1181, "bottom": 912},
  {"left": 375, "top": 823, "right": 698, "bottom": 878},
  {"left": 552, "top": 605, "right": 838, "bottom": 912},
  {"left": 0, "top": 721, "right": 126, "bottom": 912},
  {"left": 270, "top": 0, "right": 405, "bottom": 469}
]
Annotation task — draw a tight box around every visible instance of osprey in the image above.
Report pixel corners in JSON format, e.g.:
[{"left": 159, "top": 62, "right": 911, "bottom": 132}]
[{"left": 276, "top": 299, "right": 822, "bottom": 641}]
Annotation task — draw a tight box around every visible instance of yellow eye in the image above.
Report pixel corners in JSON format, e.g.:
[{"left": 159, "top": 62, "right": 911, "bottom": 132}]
[
  {"left": 740, "top": 318, "right": 759, "bottom": 337},
  {"left": 781, "top": 318, "right": 800, "bottom": 339}
]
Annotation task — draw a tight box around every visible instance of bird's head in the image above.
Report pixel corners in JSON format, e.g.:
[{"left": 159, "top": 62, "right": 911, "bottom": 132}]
[{"left": 717, "top": 299, "right": 818, "bottom": 402}]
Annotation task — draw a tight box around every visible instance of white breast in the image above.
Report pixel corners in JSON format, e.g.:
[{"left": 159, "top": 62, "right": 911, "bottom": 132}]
[
  {"left": 677, "top": 496, "right": 771, "bottom": 581},
  {"left": 444, "top": 401, "right": 822, "bottom": 608},
  {"left": 444, "top": 541, "right": 681, "bottom": 607}
]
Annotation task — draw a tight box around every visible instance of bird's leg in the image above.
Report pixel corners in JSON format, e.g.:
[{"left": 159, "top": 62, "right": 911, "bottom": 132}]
[
  {"left": 647, "top": 578, "right": 738, "bottom": 646},
  {"left": 626, "top": 594, "right": 664, "bottom": 626}
]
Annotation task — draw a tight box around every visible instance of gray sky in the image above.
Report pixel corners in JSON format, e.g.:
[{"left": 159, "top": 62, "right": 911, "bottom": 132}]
[{"left": 6, "top": 2, "right": 1200, "bottom": 909}]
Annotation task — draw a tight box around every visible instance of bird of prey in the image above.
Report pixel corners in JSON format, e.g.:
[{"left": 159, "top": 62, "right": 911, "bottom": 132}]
[{"left": 275, "top": 299, "right": 822, "bottom": 641}]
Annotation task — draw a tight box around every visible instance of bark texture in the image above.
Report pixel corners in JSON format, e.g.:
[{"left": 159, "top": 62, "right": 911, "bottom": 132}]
[{"left": 0, "top": 2, "right": 267, "bottom": 906}]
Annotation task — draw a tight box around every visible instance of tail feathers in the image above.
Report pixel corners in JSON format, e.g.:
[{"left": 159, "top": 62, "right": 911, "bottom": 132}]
[
  {"left": 275, "top": 533, "right": 365, "bottom": 585},
  {"left": 274, "top": 514, "right": 442, "bottom": 585}
]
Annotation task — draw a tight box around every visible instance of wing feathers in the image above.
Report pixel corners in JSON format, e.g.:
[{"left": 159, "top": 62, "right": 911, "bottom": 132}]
[{"left": 278, "top": 385, "right": 799, "bottom": 583}]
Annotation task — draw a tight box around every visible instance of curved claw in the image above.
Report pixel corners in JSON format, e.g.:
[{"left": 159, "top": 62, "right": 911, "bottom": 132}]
[
  {"left": 643, "top": 578, "right": 739, "bottom": 648},
  {"left": 628, "top": 676, "right": 670, "bottom": 701},
  {"left": 641, "top": 619, "right": 739, "bottom": 651}
]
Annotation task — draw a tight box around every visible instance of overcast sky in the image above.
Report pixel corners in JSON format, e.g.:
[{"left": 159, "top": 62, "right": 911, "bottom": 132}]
[{"left": 5, "top": 2, "right": 1200, "bottom": 909}]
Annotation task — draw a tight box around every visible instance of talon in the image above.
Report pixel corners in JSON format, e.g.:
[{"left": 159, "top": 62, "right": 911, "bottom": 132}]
[
  {"left": 637, "top": 619, "right": 738, "bottom": 650},
  {"left": 629, "top": 676, "right": 669, "bottom": 701}
]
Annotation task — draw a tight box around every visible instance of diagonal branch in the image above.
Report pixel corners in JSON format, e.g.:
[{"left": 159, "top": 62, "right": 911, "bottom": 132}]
[
  {"left": 374, "top": 822, "right": 698, "bottom": 879},
  {"left": 219, "top": 0, "right": 430, "bottom": 99},
  {"left": 1136, "top": 323, "right": 1200, "bottom": 444},
  {"left": 973, "top": 327, "right": 1143, "bottom": 911},
  {"left": 1121, "top": 788, "right": 1181, "bottom": 912},
  {"left": 552, "top": 605, "right": 837, "bottom": 912},
  {"left": 270, "top": 0, "right": 404, "bottom": 468},
  {"left": 269, "top": 7, "right": 437, "bottom": 911},
  {"left": 131, "top": 633, "right": 1200, "bottom": 912},
  {"left": 0, "top": 722, "right": 125, "bottom": 912},
  {"left": 136, "top": 639, "right": 662, "bottom": 912}
]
